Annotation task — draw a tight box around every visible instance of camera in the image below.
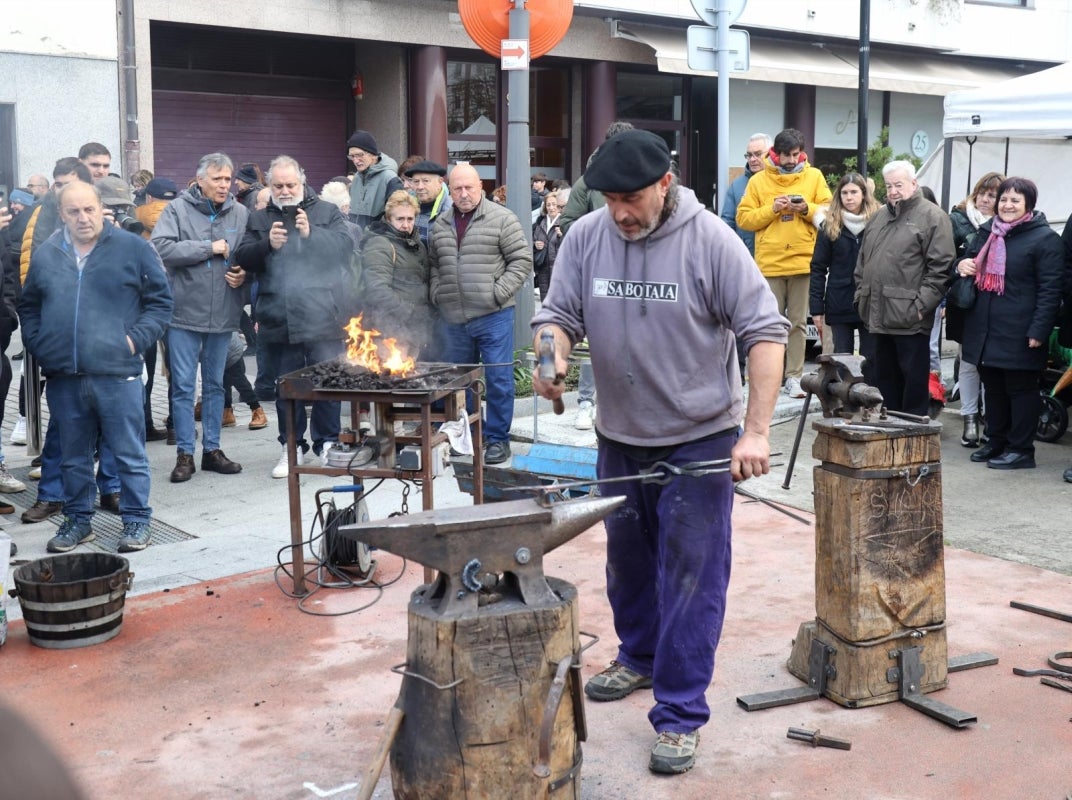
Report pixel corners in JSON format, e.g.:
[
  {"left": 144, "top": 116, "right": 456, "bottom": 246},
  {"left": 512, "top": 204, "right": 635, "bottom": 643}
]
[{"left": 106, "top": 205, "right": 145, "bottom": 236}]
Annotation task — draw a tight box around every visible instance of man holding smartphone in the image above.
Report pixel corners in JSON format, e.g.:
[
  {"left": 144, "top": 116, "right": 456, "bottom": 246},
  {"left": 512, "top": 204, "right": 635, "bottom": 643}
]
[
  {"left": 151, "top": 152, "right": 249, "bottom": 483},
  {"left": 736, "top": 128, "right": 831, "bottom": 398}
]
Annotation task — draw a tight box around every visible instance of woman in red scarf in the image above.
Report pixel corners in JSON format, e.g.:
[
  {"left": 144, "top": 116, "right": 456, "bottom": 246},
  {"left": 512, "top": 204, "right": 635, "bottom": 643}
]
[{"left": 956, "top": 177, "right": 1065, "bottom": 470}]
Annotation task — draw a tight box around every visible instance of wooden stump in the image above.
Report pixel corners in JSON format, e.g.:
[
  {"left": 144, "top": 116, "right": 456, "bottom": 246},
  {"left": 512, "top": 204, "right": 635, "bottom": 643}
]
[
  {"left": 786, "top": 419, "right": 948, "bottom": 707},
  {"left": 812, "top": 420, "right": 945, "bottom": 642},
  {"left": 390, "top": 578, "right": 582, "bottom": 800},
  {"left": 787, "top": 619, "right": 948, "bottom": 708}
]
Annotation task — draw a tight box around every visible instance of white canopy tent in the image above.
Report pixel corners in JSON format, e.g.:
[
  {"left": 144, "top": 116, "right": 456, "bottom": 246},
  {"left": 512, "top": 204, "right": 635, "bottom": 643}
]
[{"left": 918, "top": 62, "right": 1072, "bottom": 229}]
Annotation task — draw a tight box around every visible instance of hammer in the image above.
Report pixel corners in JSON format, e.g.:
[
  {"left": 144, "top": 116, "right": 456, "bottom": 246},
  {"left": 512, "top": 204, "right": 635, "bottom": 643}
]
[{"left": 538, "top": 329, "right": 565, "bottom": 415}]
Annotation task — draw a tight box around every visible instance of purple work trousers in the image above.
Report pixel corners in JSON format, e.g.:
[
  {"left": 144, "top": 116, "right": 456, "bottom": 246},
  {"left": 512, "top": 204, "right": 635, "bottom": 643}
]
[{"left": 598, "top": 432, "right": 736, "bottom": 734}]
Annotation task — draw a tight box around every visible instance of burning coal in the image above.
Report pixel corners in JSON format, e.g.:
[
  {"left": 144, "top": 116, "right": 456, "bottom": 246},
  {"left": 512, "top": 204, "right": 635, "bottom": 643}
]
[{"left": 345, "top": 314, "right": 416, "bottom": 377}]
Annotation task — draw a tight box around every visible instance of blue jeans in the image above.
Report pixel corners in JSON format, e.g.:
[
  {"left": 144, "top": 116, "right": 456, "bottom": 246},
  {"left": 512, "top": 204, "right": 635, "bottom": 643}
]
[
  {"left": 46, "top": 375, "right": 151, "bottom": 523},
  {"left": 439, "top": 307, "right": 515, "bottom": 444},
  {"left": 598, "top": 432, "right": 737, "bottom": 733},
  {"left": 38, "top": 416, "right": 121, "bottom": 503},
  {"left": 269, "top": 339, "right": 344, "bottom": 454},
  {"left": 168, "top": 328, "right": 231, "bottom": 454}
]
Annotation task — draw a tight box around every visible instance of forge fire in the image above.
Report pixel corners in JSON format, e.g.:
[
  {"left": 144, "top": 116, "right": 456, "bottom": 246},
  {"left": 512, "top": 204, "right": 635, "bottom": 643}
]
[{"left": 344, "top": 314, "right": 416, "bottom": 377}]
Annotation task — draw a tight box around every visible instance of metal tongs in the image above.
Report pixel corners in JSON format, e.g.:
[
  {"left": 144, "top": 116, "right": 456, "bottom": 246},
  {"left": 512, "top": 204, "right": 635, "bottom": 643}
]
[{"left": 503, "top": 458, "right": 732, "bottom": 498}]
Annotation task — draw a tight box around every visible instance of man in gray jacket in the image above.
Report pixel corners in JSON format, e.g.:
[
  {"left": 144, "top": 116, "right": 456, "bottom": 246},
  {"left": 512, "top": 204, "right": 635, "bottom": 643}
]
[
  {"left": 429, "top": 163, "right": 532, "bottom": 464},
  {"left": 347, "top": 130, "right": 404, "bottom": 229},
  {"left": 151, "top": 152, "right": 249, "bottom": 482}
]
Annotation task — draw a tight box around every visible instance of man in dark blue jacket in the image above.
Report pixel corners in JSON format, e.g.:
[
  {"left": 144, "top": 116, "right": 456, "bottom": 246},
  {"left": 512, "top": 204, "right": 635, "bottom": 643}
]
[{"left": 20, "top": 181, "right": 173, "bottom": 553}]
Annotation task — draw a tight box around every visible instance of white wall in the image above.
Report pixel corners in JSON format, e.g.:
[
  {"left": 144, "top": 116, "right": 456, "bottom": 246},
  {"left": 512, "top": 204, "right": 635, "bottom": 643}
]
[
  {"left": 814, "top": 87, "right": 884, "bottom": 150},
  {"left": 574, "top": 0, "right": 1072, "bottom": 63},
  {"left": 0, "top": 0, "right": 117, "bottom": 59},
  {"left": 726, "top": 80, "right": 783, "bottom": 164},
  {"left": 0, "top": 54, "right": 120, "bottom": 185},
  {"left": 887, "top": 92, "right": 944, "bottom": 168},
  {"left": 0, "top": 0, "right": 120, "bottom": 182}
]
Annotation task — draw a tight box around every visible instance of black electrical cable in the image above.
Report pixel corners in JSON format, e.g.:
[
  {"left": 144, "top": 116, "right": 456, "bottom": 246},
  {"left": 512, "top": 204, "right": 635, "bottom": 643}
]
[{"left": 272, "top": 478, "right": 411, "bottom": 616}]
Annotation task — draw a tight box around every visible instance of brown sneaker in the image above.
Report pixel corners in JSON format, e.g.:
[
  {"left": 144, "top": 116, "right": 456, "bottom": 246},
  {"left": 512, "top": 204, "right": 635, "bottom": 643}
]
[
  {"left": 248, "top": 406, "right": 268, "bottom": 430},
  {"left": 222, "top": 408, "right": 237, "bottom": 427},
  {"left": 202, "top": 449, "right": 242, "bottom": 474},
  {"left": 584, "top": 661, "right": 653, "bottom": 702},
  {"left": 170, "top": 452, "right": 196, "bottom": 483},
  {"left": 21, "top": 500, "right": 64, "bottom": 524}
]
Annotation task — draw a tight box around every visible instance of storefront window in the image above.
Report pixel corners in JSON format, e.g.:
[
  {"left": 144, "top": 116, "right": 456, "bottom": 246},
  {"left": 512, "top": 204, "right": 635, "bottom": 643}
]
[
  {"left": 447, "top": 61, "right": 498, "bottom": 170},
  {"left": 530, "top": 66, "right": 570, "bottom": 183},
  {"left": 616, "top": 72, "right": 683, "bottom": 121}
]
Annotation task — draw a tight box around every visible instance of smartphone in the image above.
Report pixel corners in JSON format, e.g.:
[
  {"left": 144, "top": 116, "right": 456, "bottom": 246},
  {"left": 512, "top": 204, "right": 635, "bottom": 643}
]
[
  {"left": 789, "top": 195, "right": 804, "bottom": 204},
  {"left": 280, "top": 205, "right": 298, "bottom": 230}
]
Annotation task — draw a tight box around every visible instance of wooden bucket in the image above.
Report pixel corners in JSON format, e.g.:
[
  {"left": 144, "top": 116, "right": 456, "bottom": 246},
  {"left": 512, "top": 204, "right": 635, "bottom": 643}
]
[{"left": 12, "top": 553, "right": 133, "bottom": 649}]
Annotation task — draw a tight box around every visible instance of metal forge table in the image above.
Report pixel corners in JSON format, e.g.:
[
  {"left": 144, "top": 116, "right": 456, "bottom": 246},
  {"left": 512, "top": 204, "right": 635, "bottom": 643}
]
[{"left": 277, "top": 362, "right": 485, "bottom": 594}]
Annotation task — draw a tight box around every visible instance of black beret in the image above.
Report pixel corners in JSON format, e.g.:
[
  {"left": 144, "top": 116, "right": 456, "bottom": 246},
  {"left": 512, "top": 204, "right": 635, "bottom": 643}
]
[
  {"left": 584, "top": 130, "right": 671, "bottom": 193},
  {"left": 403, "top": 159, "right": 447, "bottom": 178}
]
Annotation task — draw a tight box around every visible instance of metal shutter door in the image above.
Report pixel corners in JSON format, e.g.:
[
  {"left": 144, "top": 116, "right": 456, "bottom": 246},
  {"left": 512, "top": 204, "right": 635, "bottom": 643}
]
[{"left": 152, "top": 91, "right": 346, "bottom": 192}]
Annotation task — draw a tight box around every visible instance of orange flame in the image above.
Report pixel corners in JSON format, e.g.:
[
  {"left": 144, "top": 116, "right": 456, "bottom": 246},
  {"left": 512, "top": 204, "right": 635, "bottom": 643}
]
[{"left": 344, "top": 314, "right": 416, "bottom": 376}]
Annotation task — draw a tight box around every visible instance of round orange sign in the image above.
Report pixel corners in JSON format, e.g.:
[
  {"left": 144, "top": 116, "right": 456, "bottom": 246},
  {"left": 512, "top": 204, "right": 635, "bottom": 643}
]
[{"left": 458, "top": 0, "right": 573, "bottom": 60}]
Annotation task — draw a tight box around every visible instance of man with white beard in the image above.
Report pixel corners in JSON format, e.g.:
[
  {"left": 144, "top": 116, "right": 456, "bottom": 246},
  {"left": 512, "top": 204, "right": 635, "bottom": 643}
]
[{"left": 233, "top": 155, "right": 356, "bottom": 477}]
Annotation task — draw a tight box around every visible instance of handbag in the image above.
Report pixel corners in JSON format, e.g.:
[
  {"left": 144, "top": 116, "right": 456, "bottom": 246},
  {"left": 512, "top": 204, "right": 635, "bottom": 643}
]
[{"left": 947, "top": 275, "right": 977, "bottom": 310}]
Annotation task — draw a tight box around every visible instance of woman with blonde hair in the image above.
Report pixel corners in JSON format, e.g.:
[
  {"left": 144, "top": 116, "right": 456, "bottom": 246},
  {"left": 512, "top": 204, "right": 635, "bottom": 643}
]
[
  {"left": 809, "top": 172, "right": 880, "bottom": 360},
  {"left": 359, "top": 189, "right": 436, "bottom": 358}
]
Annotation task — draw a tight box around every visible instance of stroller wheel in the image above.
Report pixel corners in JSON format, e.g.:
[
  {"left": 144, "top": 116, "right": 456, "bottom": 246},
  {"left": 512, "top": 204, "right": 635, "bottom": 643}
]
[{"left": 1037, "top": 393, "right": 1068, "bottom": 443}]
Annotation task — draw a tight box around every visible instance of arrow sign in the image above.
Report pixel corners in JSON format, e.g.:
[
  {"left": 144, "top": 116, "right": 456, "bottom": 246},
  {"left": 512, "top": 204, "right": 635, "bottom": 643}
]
[{"left": 501, "top": 38, "right": 529, "bottom": 70}]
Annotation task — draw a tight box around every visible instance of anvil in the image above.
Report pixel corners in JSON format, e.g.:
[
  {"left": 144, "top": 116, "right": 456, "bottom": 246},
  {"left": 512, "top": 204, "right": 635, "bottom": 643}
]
[{"left": 337, "top": 495, "right": 623, "bottom": 617}]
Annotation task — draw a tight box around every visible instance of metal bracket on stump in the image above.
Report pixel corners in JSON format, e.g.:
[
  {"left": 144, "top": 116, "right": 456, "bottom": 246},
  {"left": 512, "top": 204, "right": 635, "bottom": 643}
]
[
  {"left": 737, "top": 638, "right": 836, "bottom": 711},
  {"left": 888, "top": 647, "right": 997, "bottom": 729}
]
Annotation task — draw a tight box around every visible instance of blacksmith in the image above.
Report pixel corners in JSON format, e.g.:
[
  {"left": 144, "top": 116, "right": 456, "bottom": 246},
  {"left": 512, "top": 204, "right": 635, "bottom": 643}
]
[{"left": 531, "top": 130, "right": 788, "bottom": 774}]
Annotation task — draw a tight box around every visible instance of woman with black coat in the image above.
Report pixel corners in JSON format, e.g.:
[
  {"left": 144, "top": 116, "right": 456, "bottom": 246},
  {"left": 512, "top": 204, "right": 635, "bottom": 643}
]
[
  {"left": 809, "top": 172, "right": 880, "bottom": 361},
  {"left": 956, "top": 177, "right": 1065, "bottom": 470},
  {"left": 532, "top": 190, "right": 564, "bottom": 299},
  {"left": 360, "top": 189, "right": 436, "bottom": 359},
  {"left": 947, "top": 171, "right": 1003, "bottom": 447}
]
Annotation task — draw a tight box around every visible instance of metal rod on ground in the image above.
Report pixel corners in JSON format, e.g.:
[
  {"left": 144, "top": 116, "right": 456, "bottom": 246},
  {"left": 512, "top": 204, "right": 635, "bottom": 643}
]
[
  {"left": 356, "top": 703, "right": 404, "bottom": 800},
  {"left": 782, "top": 391, "right": 813, "bottom": 490},
  {"left": 1009, "top": 601, "right": 1072, "bottom": 624},
  {"left": 734, "top": 484, "right": 813, "bottom": 526}
]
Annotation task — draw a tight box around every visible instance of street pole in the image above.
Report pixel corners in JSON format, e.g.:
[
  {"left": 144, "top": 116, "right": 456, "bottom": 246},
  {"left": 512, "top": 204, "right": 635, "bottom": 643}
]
[
  {"left": 715, "top": 0, "right": 729, "bottom": 213},
  {"left": 857, "top": 0, "right": 871, "bottom": 178},
  {"left": 507, "top": 0, "right": 534, "bottom": 346}
]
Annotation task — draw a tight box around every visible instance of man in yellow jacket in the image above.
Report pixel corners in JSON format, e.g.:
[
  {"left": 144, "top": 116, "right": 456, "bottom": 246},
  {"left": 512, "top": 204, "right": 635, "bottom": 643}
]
[{"left": 736, "top": 128, "right": 831, "bottom": 398}]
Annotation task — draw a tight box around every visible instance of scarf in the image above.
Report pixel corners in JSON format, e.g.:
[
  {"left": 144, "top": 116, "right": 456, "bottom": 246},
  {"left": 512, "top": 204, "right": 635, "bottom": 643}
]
[
  {"left": 965, "top": 199, "right": 990, "bottom": 230},
  {"left": 841, "top": 210, "right": 867, "bottom": 236},
  {"left": 769, "top": 148, "right": 806, "bottom": 175},
  {"left": 974, "top": 211, "right": 1032, "bottom": 295}
]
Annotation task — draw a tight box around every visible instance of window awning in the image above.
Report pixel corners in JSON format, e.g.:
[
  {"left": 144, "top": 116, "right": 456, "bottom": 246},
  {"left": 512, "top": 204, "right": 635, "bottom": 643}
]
[{"left": 612, "top": 23, "right": 1029, "bottom": 96}]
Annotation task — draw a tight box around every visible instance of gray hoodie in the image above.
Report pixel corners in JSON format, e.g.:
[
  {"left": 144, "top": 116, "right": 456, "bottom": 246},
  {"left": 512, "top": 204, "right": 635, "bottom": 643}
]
[{"left": 531, "top": 187, "right": 789, "bottom": 447}]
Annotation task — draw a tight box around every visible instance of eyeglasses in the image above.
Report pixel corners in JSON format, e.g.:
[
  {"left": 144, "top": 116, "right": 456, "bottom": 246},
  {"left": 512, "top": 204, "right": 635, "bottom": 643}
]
[
  {"left": 348, "top": 150, "right": 370, "bottom": 160},
  {"left": 744, "top": 151, "right": 765, "bottom": 160}
]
